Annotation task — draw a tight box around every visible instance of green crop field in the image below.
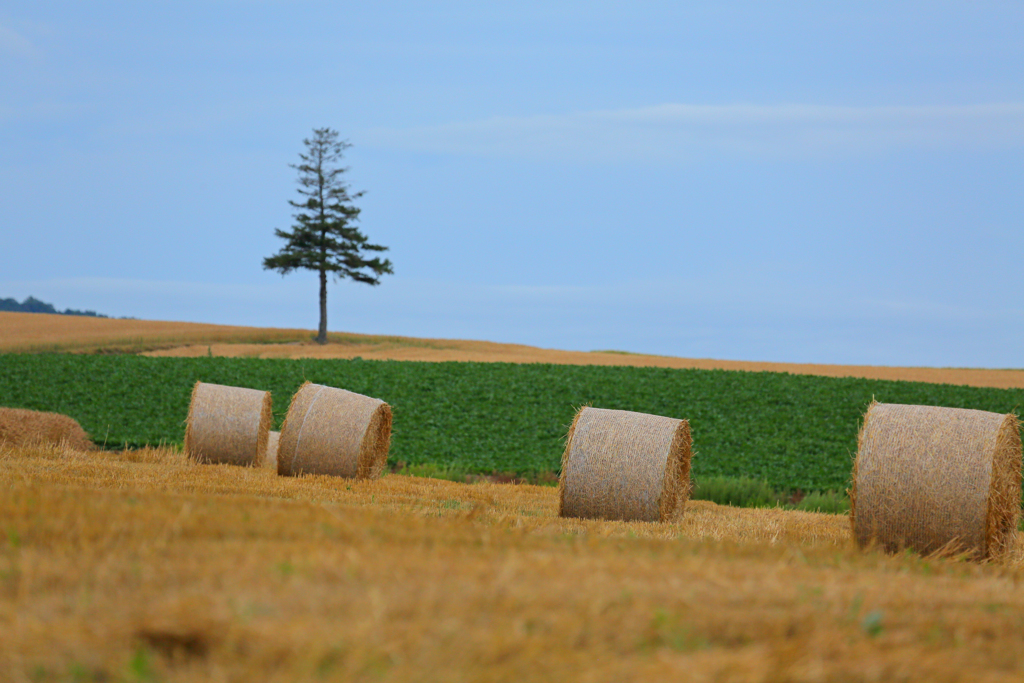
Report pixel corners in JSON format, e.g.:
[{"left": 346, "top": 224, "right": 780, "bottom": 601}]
[{"left": 1, "top": 354, "right": 1022, "bottom": 493}]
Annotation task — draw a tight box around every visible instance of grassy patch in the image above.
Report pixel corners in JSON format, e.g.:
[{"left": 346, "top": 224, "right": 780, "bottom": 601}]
[
  {"left": 691, "top": 476, "right": 850, "bottom": 513},
  {"left": 794, "top": 490, "right": 850, "bottom": 514},
  {"left": 692, "top": 476, "right": 781, "bottom": 508}
]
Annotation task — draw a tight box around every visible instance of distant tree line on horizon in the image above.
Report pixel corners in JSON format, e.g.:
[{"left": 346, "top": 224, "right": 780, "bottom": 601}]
[{"left": 0, "top": 296, "right": 119, "bottom": 318}]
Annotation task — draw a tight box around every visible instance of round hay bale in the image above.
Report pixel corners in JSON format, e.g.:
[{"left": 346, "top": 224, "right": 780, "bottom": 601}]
[
  {"left": 277, "top": 382, "right": 392, "bottom": 479},
  {"left": 851, "top": 402, "right": 1022, "bottom": 559},
  {"left": 0, "top": 407, "right": 93, "bottom": 450},
  {"left": 558, "top": 406, "right": 692, "bottom": 522},
  {"left": 265, "top": 430, "right": 280, "bottom": 471},
  {"left": 184, "top": 382, "right": 272, "bottom": 466}
]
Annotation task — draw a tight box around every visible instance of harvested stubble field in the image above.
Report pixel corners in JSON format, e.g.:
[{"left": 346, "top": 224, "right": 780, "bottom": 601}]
[
  {"left": 3, "top": 442, "right": 1024, "bottom": 682},
  {"left": 0, "top": 312, "right": 315, "bottom": 354},
  {"left": 6, "top": 315, "right": 1024, "bottom": 681}
]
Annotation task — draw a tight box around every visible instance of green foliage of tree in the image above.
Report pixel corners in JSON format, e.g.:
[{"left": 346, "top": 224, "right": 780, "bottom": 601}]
[
  {"left": 263, "top": 128, "right": 393, "bottom": 344},
  {"left": 0, "top": 296, "right": 108, "bottom": 317},
  {"left": 0, "top": 296, "right": 56, "bottom": 314}
]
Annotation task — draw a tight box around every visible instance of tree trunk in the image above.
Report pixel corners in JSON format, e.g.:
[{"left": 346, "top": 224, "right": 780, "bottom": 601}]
[{"left": 317, "top": 268, "right": 328, "bottom": 345}]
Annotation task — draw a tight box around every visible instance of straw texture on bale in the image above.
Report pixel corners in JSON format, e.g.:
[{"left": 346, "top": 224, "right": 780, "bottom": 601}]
[
  {"left": 558, "top": 406, "right": 691, "bottom": 522},
  {"left": 265, "top": 431, "right": 280, "bottom": 471},
  {"left": 184, "top": 382, "right": 272, "bottom": 466},
  {"left": 0, "top": 407, "right": 93, "bottom": 450},
  {"left": 277, "top": 382, "right": 392, "bottom": 479},
  {"left": 851, "top": 402, "right": 1022, "bottom": 559}
]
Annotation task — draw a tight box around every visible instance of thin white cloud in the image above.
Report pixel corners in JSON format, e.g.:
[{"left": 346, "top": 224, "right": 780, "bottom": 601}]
[
  {"left": 0, "top": 22, "right": 38, "bottom": 57},
  {"left": 363, "top": 103, "right": 1024, "bottom": 162}
]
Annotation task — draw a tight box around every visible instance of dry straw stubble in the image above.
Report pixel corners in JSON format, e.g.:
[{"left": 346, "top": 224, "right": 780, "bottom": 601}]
[
  {"left": 558, "top": 406, "right": 691, "bottom": 522},
  {"left": 184, "top": 381, "right": 272, "bottom": 466},
  {"left": 277, "top": 382, "right": 392, "bottom": 479},
  {"left": 851, "top": 401, "right": 1022, "bottom": 559}
]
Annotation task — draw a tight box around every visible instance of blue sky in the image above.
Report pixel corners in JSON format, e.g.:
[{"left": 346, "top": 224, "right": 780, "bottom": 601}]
[{"left": 2, "top": 2, "right": 1022, "bottom": 367}]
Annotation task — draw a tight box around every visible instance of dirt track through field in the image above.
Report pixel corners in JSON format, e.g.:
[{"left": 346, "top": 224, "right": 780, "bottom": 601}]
[{"left": 3, "top": 311, "right": 1023, "bottom": 388}]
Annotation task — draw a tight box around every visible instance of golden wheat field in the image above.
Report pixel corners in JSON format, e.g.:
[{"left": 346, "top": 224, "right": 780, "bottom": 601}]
[
  {"left": 0, "top": 311, "right": 313, "bottom": 354},
  {"left": 3, "top": 311, "right": 1024, "bottom": 388},
  {"left": 3, "top": 441, "right": 1024, "bottom": 682}
]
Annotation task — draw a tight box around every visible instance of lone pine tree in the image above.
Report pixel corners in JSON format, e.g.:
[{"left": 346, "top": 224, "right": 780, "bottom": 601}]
[{"left": 264, "top": 128, "right": 393, "bottom": 344}]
